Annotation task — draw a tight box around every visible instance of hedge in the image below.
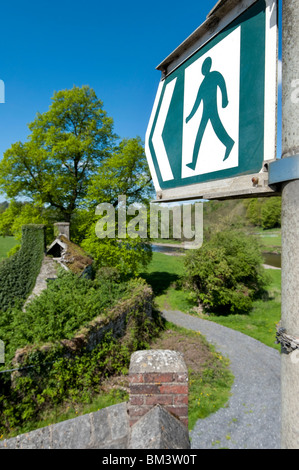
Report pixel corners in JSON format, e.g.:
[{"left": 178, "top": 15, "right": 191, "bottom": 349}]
[{"left": 0, "top": 224, "right": 45, "bottom": 310}]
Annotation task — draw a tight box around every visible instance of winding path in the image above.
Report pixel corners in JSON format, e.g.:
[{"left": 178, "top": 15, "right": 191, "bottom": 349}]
[{"left": 162, "top": 310, "right": 281, "bottom": 449}]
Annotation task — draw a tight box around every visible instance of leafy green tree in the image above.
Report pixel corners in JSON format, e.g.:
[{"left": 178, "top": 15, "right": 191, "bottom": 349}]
[
  {"left": 0, "top": 200, "right": 24, "bottom": 237},
  {"left": 244, "top": 197, "right": 281, "bottom": 229},
  {"left": 261, "top": 197, "right": 281, "bottom": 229},
  {"left": 0, "top": 86, "right": 116, "bottom": 222},
  {"left": 184, "top": 230, "right": 269, "bottom": 315},
  {"left": 0, "top": 87, "right": 153, "bottom": 241},
  {"left": 81, "top": 223, "right": 152, "bottom": 280},
  {"left": 0, "top": 86, "right": 154, "bottom": 278},
  {"left": 245, "top": 198, "right": 262, "bottom": 227},
  {"left": 87, "top": 136, "right": 153, "bottom": 207},
  {"left": 68, "top": 207, "right": 97, "bottom": 244},
  {"left": 0, "top": 200, "right": 57, "bottom": 243}
]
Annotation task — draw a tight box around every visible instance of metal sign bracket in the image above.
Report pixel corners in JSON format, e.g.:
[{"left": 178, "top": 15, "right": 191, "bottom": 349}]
[{"left": 268, "top": 155, "right": 299, "bottom": 186}]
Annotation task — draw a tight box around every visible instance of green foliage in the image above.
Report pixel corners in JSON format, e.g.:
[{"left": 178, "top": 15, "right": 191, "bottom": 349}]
[
  {"left": 81, "top": 223, "right": 152, "bottom": 279},
  {"left": 261, "top": 197, "right": 281, "bottom": 229},
  {"left": 87, "top": 137, "right": 153, "bottom": 207},
  {"left": 0, "top": 87, "right": 152, "bottom": 224},
  {"left": 68, "top": 208, "right": 96, "bottom": 244},
  {"left": 0, "top": 200, "right": 23, "bottom": 237},
  {"left": 202, "top": 197, "right": 281, "bottom": 231},
  {"left": 0, "top": 224, "right": 45, "bottom": 311},
  {"left": 6, "top": 244, "right": 21, "bottom": 258},
  {"left": 0, "top": 200, "right": 58, "bottom": 244},
  {"left": 0, "top": 86, "right": 115, "bottom": 221},
  {"left": 0, "top": 87, "right": 153, "bottom": 248},
  {"left": 184, "top": 230, "right": 270, "bottom": 315},
  {"left": 245, "top": 197, "right": 281, "bottom": 229},
  {"left": 0, "top": 270, "right": 133, "bottom": 364},
  {"left": 0, "top": 283, "right": 161, "bottom": 436},
  {"left": 245, "top": 198, "right": 263, "bottom": 226}
]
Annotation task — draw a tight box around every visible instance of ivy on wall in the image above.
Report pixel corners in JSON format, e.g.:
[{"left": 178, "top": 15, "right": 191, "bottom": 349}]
[{"left": 0, "top": 224, "right": 45, "bottom": 310}]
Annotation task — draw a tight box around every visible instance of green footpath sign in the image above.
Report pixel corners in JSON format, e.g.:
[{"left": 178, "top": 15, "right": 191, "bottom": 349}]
[{"left": 145, "top": 0, "right": 278, "bottom": 201}]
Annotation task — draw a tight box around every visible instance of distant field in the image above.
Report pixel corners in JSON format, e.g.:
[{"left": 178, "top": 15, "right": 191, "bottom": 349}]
[
  {"left": 253, "top": 228, "right": 281, "bottom": 253},
  {"left": 0, "top": 236, "right": 18, "bottom": 261}
]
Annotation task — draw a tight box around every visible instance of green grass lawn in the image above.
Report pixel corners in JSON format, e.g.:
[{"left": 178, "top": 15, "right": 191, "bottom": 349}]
[
  {"left": 140, "top": 252, "right": 185, "bottom": 296},
  {"left": 142, "top": 252, "right": 281, "bottom": 351},
  {"left": 203, "top": 269, "right": 281, "bottom": 351},
  {"left": 252, "top": 227, "right": 281, "bottom": 253},
  {"left": 140, "top": 252, "right": 196, "bottom": 313},
  {"left": 0, "top": 236, "right": 18, "bottom": 262}
]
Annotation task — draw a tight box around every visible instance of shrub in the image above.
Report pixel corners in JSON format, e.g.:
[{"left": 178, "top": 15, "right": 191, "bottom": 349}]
[
  {"left": 184, "top": 230, "right": 269, "bottom": 315},
  {"left": 81, "top": 227, "right": 152, "bottom": 280}
]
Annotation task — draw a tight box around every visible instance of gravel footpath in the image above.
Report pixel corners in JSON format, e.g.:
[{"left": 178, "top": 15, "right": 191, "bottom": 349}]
[{"left": 162, "top": 310, "right": 281, "bottom": 449}]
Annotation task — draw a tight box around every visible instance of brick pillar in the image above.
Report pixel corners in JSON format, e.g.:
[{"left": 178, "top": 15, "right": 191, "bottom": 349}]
[{"left": 128, "top": 350, "right": 188, "bottom": 428}]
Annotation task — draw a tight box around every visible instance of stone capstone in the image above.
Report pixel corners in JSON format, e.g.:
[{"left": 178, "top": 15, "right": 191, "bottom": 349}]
[
  {"left": 129, "top": 349, "right": 187, "bottom": 374},
  {"left": 128, "top": 404, "right": 190, "bottom": 449}
]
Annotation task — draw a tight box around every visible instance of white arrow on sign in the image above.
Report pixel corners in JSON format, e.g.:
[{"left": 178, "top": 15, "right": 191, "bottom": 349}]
[
  {"left": 145, "top": 82, "right": 163, "bottom": 192},
  {"left": 151, "top": 78, "right": 177, "bottom": 182}
]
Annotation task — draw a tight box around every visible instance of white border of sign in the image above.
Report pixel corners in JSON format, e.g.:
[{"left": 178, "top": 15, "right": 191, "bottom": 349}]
[{"left": 264, "top": 0, "right": 278, "bottom": 166}]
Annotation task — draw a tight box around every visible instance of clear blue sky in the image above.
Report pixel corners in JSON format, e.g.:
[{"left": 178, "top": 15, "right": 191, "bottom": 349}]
[{"left": 0, "top": 0, "right": 282, "bottom": 203}]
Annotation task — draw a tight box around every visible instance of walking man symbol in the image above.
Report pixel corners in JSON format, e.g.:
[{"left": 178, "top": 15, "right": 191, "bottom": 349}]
[{"left": 186, "top": 57, "right": 235, "bottom": 171}]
